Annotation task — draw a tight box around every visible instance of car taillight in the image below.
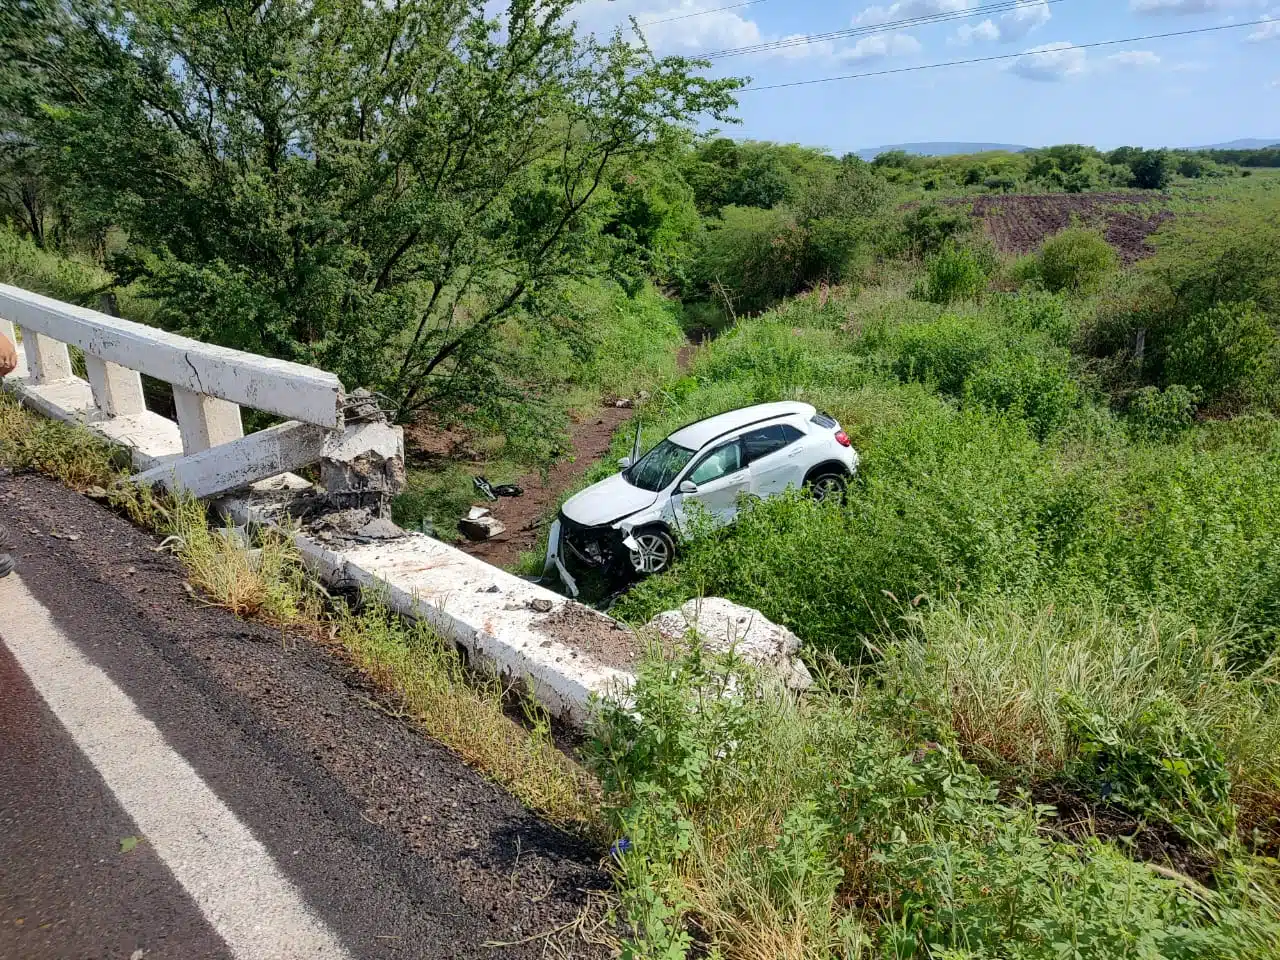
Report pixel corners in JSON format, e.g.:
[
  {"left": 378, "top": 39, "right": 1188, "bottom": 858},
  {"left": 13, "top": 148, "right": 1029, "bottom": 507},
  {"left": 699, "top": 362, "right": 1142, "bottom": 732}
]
[{"left": 835, "top": 430, "right": 851, "bottom": 448}]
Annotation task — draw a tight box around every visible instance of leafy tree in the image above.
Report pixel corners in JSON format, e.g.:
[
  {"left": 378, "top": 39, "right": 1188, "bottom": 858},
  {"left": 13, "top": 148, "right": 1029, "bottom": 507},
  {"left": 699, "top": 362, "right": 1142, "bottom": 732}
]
[
  {"left": 0, "top": 0, "right": 74, "bottom": 247},
  {"left": 695, "top": 205, "right": 807, "bottom": 314},
  {"left": 899, "top": 202, "right": 971, "bottom": 259},
  {"left": 1027, "top": 144, "right": 1100, "bottom": 191},
  {"left": 1129, "top": 149, "right": 1173, "bottom": 190},
  {"left": 694, "top": 158, "right": 887, "bottom": 312},
  {"left": 19, "top": 0, "right": 739, "bottom": 418},
  {"left": 871, "top": 150, "right": 920, "bottom": 172}
]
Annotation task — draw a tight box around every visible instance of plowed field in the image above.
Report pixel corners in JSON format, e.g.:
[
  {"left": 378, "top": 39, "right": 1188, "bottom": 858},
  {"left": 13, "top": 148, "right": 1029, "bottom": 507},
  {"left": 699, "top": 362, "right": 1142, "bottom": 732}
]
[{"left": 967, "top": 193, "right": 1174, "bottom": 263}]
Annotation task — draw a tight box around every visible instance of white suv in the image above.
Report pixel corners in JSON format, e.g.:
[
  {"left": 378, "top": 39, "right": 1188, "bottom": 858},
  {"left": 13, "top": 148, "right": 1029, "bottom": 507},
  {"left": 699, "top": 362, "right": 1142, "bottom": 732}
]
[{"left": 544, "top": 401, "right": 858, "bottom": 594}]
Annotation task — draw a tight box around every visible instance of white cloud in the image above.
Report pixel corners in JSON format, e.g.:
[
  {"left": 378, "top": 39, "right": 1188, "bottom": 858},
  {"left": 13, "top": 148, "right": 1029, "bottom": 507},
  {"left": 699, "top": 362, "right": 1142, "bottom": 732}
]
[
  {"left": 573, "top": 1, "right": 764, "bottom": 54},
  {"left": 951, "top": 19, "right": 1000, "bottom": 44},
  {"left": 854, "top": 0, "right": 972, "bottom": 27},
  {"left": 1108, "top": 50, "right": 1163, "bottom": 67},
  {"left": 1009, "top": 41, "right": 1088, "bottom": 81},
  {"left": 949, "top": 0, "right": 1051, "bottom": 44},
  {"left": 1271, "top": 77, "right": 1280, "bottom": 86},
  {"left": 1249, "top": 16, "right": 1280, "bottom": 40},
  {"left": 838, "top": 31, "right": 924, "bottom": 61},
  {"left": 1001, "top": 0, "right": 1053, "bottom": 41},
  {"left": 1130, "top": 0, "right": 1224, "bottom": 13}
]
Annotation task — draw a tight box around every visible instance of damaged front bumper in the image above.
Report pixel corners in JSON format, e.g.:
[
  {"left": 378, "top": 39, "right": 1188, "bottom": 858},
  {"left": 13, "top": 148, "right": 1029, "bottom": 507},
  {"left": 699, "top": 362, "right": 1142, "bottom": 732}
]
[{"left": 543, "top": 513, "right": 633, "bottom": 598}]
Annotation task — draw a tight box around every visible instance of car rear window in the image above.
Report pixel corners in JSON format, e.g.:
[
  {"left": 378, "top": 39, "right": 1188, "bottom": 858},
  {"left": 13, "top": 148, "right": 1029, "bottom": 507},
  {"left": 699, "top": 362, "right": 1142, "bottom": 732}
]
[{"left": 811, "top": 412, "right": 838, "bottom": 429}]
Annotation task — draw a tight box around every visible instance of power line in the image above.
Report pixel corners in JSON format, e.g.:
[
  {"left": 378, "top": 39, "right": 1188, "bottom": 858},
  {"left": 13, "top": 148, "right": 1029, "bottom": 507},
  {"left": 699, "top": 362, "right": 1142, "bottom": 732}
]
[
  {"left": 704, "top": 0, "right": 1066, "bottom": 61},
  {"left": 740, "top": 19, "right": 1271, "bottom": 92},
  {"left": 638, "top": 1, "right": 774, "bottom": 28}
]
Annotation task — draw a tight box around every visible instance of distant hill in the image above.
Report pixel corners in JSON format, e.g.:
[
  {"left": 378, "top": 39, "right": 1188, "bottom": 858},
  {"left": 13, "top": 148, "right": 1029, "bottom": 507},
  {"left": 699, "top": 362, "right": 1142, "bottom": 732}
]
[
  {"left": 855, "top": 142, "right": 1031, "bottom": 160},
  {"left": 1192, "top": 138, "right": 1280, "bottom": 150}
]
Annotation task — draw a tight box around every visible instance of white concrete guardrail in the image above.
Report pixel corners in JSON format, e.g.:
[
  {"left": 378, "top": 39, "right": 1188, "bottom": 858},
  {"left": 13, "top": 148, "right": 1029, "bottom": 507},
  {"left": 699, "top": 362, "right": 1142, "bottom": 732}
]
[
  {"left": 1, "top": 282, "right": 631, "bottom": 723},
  {"left": 0, "top": 282, "right": 349, "bottom": 497}
]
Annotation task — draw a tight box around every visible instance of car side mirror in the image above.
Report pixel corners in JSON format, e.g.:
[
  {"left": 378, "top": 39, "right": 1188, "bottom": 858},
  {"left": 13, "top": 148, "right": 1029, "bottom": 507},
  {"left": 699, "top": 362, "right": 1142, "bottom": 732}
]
[
  {"left": 619, "top": 457, "right": 633, "bottom": 470},
  {"left": 678, "top": 480, "right": 698, "bottom": 494}
]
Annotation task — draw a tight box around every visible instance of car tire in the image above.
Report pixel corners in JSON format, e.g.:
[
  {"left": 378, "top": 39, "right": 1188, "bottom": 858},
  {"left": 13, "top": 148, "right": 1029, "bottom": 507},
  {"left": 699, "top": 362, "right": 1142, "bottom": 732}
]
[
  {"left": 807, "top": 469, "right": 848, "bottom": 504},
  {"left": 628, "top": 527, "right": 676, "bottom": 577}
]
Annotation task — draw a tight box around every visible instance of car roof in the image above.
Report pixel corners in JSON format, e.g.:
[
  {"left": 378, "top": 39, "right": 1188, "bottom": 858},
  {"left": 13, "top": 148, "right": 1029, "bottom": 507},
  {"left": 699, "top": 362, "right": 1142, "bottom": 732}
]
[{"left": 668, "top": 401, "right": 817, "bottom": 450}]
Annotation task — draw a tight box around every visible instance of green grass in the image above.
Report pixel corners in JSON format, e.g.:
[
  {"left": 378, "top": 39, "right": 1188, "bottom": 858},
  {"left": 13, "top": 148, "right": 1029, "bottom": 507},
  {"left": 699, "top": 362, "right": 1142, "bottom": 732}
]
[{"left": 588, "top": 641, "right": 1280, "bottom": 960}]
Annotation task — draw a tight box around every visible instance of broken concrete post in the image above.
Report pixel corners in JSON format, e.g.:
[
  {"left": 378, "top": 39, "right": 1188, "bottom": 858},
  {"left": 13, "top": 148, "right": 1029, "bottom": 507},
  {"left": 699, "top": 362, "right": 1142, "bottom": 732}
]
[{"left": 319, "top": 389, "right": 406, "bottom": 518}]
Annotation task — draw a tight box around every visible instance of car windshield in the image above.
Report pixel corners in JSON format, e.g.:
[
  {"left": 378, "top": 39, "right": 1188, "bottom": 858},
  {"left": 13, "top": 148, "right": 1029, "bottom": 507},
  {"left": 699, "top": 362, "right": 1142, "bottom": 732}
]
[{"left": 625, "top": 439, "right": 696, "bottom": 492}]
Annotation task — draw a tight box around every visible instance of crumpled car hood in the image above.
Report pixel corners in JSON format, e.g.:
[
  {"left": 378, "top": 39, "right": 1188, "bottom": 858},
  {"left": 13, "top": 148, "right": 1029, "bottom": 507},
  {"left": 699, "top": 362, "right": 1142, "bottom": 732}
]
[{"left": 560, "top": 473, "right": 659, "bottom": 528}]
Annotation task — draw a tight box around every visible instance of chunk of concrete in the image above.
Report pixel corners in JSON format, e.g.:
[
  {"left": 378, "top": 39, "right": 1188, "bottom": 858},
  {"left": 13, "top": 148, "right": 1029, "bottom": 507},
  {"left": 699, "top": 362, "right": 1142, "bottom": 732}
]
[
  {"left": 647, "top": 597, "right": 813, "bottom": 691},
  {"left": 458, "top": 513, "right": 506, "bottom": 542}
]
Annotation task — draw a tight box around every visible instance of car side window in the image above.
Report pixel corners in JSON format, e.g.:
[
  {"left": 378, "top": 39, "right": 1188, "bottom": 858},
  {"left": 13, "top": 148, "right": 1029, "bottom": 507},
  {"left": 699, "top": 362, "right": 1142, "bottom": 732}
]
[
  {"left": 687, "top": 441, "right": 744, "bottom": 486},
  {"left": 741, "top": 424, "right": 804, "bottom": 464}
]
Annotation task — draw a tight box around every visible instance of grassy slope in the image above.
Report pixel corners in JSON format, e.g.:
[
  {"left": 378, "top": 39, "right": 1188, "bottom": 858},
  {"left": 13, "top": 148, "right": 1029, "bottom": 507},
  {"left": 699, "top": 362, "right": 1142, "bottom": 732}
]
[{"left": 584, "top": 184, "right": 1280, "bottom": 958}]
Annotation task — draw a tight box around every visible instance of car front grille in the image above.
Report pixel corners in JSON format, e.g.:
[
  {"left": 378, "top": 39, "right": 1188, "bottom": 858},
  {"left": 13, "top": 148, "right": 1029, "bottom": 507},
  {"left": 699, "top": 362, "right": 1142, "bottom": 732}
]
[{"left": 558, "top": 513, "right": 626, "bottom": 571}]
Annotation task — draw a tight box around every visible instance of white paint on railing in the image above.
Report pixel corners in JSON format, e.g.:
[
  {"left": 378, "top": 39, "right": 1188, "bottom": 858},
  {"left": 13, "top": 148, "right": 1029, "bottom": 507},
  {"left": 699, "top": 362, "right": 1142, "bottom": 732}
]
[
  {"left": 172, "top": 386, "right": 245, "bottom": 454},
  {"left": 24, "top": 330, "right": 73, "bottom": 383},
  {"left": 84, "top": 354, "right": 146, "bottom": 417},
  {"left": 0, "top": 283, "right": 343, "bottom": 428}
]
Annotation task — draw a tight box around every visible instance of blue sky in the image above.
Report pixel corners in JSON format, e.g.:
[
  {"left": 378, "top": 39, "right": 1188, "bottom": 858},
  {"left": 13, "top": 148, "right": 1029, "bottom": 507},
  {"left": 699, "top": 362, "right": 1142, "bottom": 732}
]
[{"left": 571, "top": 0, "right": 1280, "bottom": 153}]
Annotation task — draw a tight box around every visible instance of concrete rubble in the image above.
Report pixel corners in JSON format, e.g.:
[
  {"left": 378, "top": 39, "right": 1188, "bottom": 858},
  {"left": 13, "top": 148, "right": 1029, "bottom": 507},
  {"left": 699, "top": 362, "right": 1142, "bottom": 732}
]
[
  {"left": 647, "top": 597, "right": 813, "bottom": 691},
  {"left": 319, "top": 388, "right": 406, "bottom": 518},
  {"left": 458, "top": 506, "right": 506, "bottom": 542}
]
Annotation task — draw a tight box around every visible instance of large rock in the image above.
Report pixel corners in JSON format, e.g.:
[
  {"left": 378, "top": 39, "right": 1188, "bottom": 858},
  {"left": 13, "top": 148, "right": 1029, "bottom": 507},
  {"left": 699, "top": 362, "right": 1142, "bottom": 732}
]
[{"left": 646, "top": 597, "right": 812, "bottom": 691}]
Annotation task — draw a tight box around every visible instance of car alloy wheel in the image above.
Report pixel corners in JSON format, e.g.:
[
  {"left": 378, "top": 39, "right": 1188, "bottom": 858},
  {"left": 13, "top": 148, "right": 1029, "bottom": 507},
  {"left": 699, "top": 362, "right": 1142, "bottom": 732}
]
[
  {"left": 629, "top": 529, "right": 674, "bottom": 575},
  {"left": 810, "top": 472, "right": 847, "bottom": 503}
]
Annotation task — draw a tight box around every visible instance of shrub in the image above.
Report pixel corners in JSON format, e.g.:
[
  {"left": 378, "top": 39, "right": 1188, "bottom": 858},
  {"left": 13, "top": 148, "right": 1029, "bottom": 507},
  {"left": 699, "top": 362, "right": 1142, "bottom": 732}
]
[
  {"left": 965, "top": 350, "right": 1080, "bottom": 439},
  {"left": 899, "top": 202, "right": 972, "bottom": 259},
  {"left": 1165, "top": 301, "right": 1277, "bottom": 404},
  {"left": 1035, "top": 227, "right": 1119, "bottom": 295},
  {"left": 1147, "top": 197, "right": 1280, "bottom": 319},
  {"left": 1128, "top": 385, "right": 1199, "bottom": 442},
  {"left": 887, "top": 314, "right": 1004, "bottom": 396},
  {"left": 998, "top": 288, "right": 1076, "bottom": 346},
  {"left": 914, "top": 240, "right": 995, "bottom": 304},
  {"left": 1065, "top": 695, "right": 1235, "bottom": 843},
  {"left": 695, "top": 205, "right": 809, "bottom": 314}
]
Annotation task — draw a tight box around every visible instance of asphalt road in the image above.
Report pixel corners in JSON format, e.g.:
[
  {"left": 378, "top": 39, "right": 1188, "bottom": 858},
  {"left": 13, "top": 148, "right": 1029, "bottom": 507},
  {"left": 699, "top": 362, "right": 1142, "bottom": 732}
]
[{"left": 0, "top": 473, "right": 608, "bottom": 960}]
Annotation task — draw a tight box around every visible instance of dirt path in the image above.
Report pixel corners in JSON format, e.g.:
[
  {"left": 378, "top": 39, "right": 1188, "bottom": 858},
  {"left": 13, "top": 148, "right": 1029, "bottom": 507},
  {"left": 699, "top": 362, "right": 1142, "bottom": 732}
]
[{"left": 459, "top": 405, "right": 636, "bottom": 570}]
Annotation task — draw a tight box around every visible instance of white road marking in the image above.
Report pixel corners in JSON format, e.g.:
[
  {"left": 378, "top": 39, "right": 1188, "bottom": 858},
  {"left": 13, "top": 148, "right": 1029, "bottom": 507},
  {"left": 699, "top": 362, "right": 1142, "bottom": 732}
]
[{"left": 0, "top": 574, "right": 352, "bottom": 960}]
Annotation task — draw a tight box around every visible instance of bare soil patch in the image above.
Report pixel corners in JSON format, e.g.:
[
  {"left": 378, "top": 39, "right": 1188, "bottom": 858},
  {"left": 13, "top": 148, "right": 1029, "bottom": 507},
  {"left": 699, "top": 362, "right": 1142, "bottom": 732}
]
[
  {"left": 458, "top": 405, "right": 636, "bottom": 571},
  {"left": 966, "top": 193, "right": 1174, "bottom": 263},
  {"left": 535, "top": 603, "right": 647, "bottom": 672}
]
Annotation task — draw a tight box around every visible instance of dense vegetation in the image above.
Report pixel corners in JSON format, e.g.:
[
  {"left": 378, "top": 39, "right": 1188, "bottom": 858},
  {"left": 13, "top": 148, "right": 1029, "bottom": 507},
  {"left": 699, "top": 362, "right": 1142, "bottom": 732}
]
[
  {"left": 4, "top": 3, "right": 1280, "bottom": 957},
  {"left": 585, "top": 185, "right": 1280, "bottom": 958}
]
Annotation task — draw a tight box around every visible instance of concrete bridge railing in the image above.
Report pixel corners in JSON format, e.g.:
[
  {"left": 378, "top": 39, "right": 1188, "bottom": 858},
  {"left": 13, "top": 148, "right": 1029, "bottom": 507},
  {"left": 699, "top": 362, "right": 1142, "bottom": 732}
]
[
  {"left": 0, "top": 283, "right": 387, "bottom": 499},
  {"left": 1, "top": 281, "right": 631, "bottom": 724}
]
